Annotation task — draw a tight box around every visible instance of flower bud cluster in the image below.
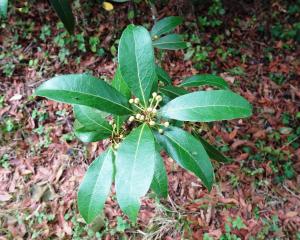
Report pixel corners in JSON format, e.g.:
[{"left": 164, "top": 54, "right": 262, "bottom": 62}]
[{"left": 127, "top": 92, "right": 168, "bottom": 132}]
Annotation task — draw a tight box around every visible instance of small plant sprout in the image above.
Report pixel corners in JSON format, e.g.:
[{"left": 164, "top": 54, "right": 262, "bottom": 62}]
[{"left": 35, "top": 21, "right": 252, "bottom": 224}]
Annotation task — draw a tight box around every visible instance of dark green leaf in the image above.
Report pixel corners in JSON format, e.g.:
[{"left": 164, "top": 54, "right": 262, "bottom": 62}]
[
  {"left": 115, "top": 124, "right": 155, "bottom": 222},
  {"left": 0, "top": 0, "right": 8, "bottom": 18},
  {"left": 151, "top": 16, "right": 183, "bottom": 37},
  {"left": 197, "top": 136, "right": 232, "bottom": 163},
  {"left": 159, "top": 90, "right": 252, "bottom": 122},
  {"left": 118, "top": 25, "right": 157, "bottom": 105},
  {"left": 156, "top": 65, "right": 172, "bottom": 85},
  {"left": 50, "top": 0, "right": 75, "bottom": 34},
  {"left": 155, "top": 127, "right": 214, "bottom": 191},
  {"left": 35, "top": 74, "right": 133, "bottom": 115},
  {"left": 153, "top": 34, "right": 187, "bottom": 50},
  {"left": 180, "top": 74, "right": 229, "bottom": 89},
  {"left": 78, "top": 147, "right": 114, "bottom": 223},
  {"left": 112, "top": 67, "right": 131, "bottom": 99},
  {"left": 151, "top": 144, "right": 168, "bottom": 198},
  {"left": 159, "top": 85, "right": 188, "bottom": 99}
]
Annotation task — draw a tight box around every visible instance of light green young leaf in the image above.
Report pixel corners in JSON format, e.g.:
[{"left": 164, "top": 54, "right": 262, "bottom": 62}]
[
  {"left": 118, "top": 25, "right": 157, "bottom": 105},
  {"left": 151, "top": 16, "right": 183, "bottom": 37},
  {"left": 115, "top": 124, "right": 155, "bottom": 222},
  {"left": 153, "top": 34, "right": 187, "bottom": 50},
  {"left": 0, "top": 0, "right": 8, "bottom": 18},
  {"left": 111, "top": 68, "right": 131, "bottom": 131},
  {"left": 159, "top": 90, "right": 252, "bottom": 122},
  {"left": 155, "top": 127, "right": 214, "bottom": 191},
  {"left": 35, "top": 74, "right": 132, "bottom": 115},
  {"left": 180, "top": 74, "right": 229, "bottom": 89},
  {"left": 50, "top": 0, "right": 75, "bottom": 34},
  {"left": 150, "top": 144, "right": 168, "bottom": 198},
  {"left": 112, "top": 67, "right": 131, "bottom": 99},
  {"left": 78, "top": 147, "right": 114, "bottom": 224}
]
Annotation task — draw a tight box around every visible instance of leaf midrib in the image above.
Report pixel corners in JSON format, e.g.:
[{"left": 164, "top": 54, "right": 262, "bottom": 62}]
[
  {"left": 132, "top": 31, "right": 147, "bottom": 105},
  {"left": 128, "top": 124, "right": 146, "bottom": 203},
  {"left": 87, "top": 149, "right": 111, "bottom": 221}
]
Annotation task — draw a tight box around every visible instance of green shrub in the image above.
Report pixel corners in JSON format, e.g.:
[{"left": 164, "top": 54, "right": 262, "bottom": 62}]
[{"left": 35, "top": 20, "right": 252, "bottom": 223}]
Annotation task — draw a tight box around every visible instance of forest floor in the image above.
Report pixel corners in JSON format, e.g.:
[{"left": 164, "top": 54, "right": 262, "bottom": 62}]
[{"left": 0, "top": 1, "right": 300, "bottom": 239}]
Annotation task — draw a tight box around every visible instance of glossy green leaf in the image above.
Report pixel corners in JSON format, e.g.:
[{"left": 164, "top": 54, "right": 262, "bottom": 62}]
[
  {"left": 0, "top": 0, "right": 8, "bottom": 18},
  {"left": 151, "top": 145, "right": 168, "bottom": 198},
  {"left": 73, "top": 105, "right": 112, "bottom": 142},
  {"left": 180, "top": 74, "right": 229, "bottom": 89},
  {"left": 159, "top": 85, "right": 188, "bottom": 100},
  {"left": 155, "top": 127, "right": 214, "bottom": 191},
  {"left": 112, "top": 67, "right": 131, "bottom": 99},
  {"left": 115, "top": 124, "right": 155, "bottom": 222},
  {"left": 50, "top": 0, "right": 75, "bottom": 34},
  {"left": 112, "top": 68, "right": 131, "bottom": 131},
  {"left": 78, "top": 147, "right": 114, "bottom": 224},
  {"left": 159, "top": 90, "right": 252, "bottom": 122},
  {"left": 197, "top": 136, "right": 232, "bottom": 163},
  {"left": 151, "top": 16, "right": 183, "bottom": 37},
  {"left": 74, "top": 128, "right": 110, "bottom": 143},
  {"left": 118, "top": 25, "right": 157, "bottom": 105},
  {"left": 156, "top": 65, "right": 172, "bottom": 85},
  {"left": 74, "top": 105, "right": 111, "bottom": 132},
  {"left": 153, "top": 34, "right": 187, "bottom": 50},
  {"left": 35, "top": 74, "right": 132, "bottom": 115}
]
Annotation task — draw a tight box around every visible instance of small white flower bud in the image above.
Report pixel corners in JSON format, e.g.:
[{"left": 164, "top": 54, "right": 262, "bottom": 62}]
[
  {"left": 149, "top": 120, "right": 156, "bottom": 126},
  {"left": 119, "top": 134, "right": 124, "bottom": 138},
  {"left": 113, "top": 123, "right": 117, "bottom": 128},
  {"left": 128, "top": 116, "right": 135, "bottom": 122},
  {"left": 135, "top": 113, "right": 141, "bottom": 119},
  {"left": 129, "top": 99, "right": 134, "bottom": 104},
  {"left": 147, "top": 107, "right": 153, "bottom": 112},
  {"left": 140, "top": 115, "right": 145, "bottom": 121},
  {"left": 134, "top": 98, "right": 140, "bottom": 104},
  {"left": 149, "top": 98, "right": 153, "bottom": 102},
  {"left": 164, "top": 121, "right": 170, "bottom": 127},
  {"left": 152, "top": 109, "right": 157, "bottom": 114},
  {"left": 152, "top": 92, "right": 157, "bottom": 97},
  {"left": 158, "top": 129, "right": 164, "bottom": 134},
  {"left": 156, "top": 95, "right": 162, "bottom": 101},
  {"left": 109, "top": 120, "right": 114, "bottom": 125},
  {"left": 114, "top": 143, "right": 119, "bottom": 149}
]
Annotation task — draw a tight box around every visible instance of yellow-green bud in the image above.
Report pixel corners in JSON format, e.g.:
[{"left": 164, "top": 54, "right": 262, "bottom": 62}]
[
  {"left": 158, "top": 129, "right": 164, "bottom": 134},
  {"left": 164, "top": 121, "right": 170, "bottom": 127},
  {"left": 109, "top": 120, "right": 114, "bottom": 125},
  {"left": 119, "top": 134, "right": 124, "bottom": 138},
  {"left": 149, "top": 98, "right": 153, "bottom": 102},
  {"left": 129, "top": 99, "right": 134, "bottom": 104},
  {"left": 114, "top": 143, "right": 119, "bottom": 149},
  {"left": 152, "top": 109, "right": 157, "bottom": 114},
  {"left": 134, "top": 98, "right": 140, "bottom": 104},
  {"left": 149, "top": 120, "right": 156, "bottom": 126}
]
